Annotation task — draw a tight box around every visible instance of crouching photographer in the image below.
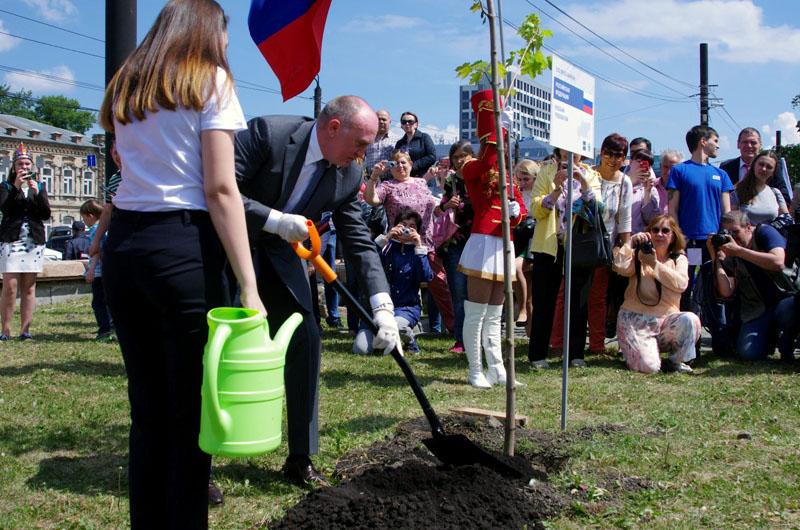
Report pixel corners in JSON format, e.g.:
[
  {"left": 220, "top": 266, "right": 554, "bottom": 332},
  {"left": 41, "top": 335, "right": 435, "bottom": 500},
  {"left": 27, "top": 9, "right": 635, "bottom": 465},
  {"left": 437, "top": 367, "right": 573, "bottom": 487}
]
[
  {"left": 708, "top": 210, "right": 800, "bottom": 361},
  {"left": 612, "top": 215, "right": 701, "bottom": 373}
]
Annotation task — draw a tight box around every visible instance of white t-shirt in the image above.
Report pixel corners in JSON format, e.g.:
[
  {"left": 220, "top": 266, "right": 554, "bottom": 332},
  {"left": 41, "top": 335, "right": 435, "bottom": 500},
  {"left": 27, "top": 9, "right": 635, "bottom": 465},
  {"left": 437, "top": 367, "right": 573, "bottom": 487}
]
[{"left": 112, "top": 68, "right": 247, "bottom": 212}]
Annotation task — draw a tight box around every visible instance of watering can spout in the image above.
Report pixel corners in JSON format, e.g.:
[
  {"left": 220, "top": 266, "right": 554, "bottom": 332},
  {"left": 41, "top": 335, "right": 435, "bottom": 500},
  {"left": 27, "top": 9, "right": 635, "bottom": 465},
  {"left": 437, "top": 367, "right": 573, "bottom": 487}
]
[{"left": 274, "top": 313, "right": 303, "bottom": 350}]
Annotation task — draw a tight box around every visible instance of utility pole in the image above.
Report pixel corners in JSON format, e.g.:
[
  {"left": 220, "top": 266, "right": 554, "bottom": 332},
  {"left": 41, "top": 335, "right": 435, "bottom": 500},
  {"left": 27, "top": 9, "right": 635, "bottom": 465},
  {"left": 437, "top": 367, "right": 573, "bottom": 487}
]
[
  {"left": 776, "top": 130, "right": 782, "bottom": 149},
  {"left": 105, "top": 0, "right": 137, "bottom": 174},
  {"left": 313, "top": 77, "right": 322, "bottom": 118},
  {"left": 700, "top": 43, "right": 709, "bottom": 126}
]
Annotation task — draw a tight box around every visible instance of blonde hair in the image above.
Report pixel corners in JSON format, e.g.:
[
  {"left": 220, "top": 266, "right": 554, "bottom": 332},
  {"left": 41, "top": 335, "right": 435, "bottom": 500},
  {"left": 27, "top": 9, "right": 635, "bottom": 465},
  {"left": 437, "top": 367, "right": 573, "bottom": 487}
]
[
  {"left": 514, "top": 159, "right": 540, "bottom": 178},
  {"left": 100, "top": 0, "right": 232, "bottom": 130}
]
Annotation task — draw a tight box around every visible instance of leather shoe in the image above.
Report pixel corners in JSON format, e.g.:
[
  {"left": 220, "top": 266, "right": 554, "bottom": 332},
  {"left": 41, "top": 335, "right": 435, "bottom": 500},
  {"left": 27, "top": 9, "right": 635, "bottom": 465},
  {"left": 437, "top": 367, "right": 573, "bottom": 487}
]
[
  {"left": 208, "top": 480, "right": 224, "bottom": 506},
  {"left": 281, "top": 456, "right": 330, "bottom": 488}
]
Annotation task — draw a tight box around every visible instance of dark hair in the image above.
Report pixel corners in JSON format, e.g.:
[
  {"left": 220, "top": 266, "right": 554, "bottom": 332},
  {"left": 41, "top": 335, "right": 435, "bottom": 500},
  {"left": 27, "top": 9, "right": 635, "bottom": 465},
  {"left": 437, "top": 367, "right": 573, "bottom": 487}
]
[
  {"left": 685, "top": 125, "right": 718, "bottom": 152},
  {"left": 448, "top": 139, "right": 474, "bottom": 167},
  {"left": 630, "top": 137, "right": 652, "bottom": 152},
  {"left": 632, "top": 148, "right": 654, "bottom": 164},
  {"left": 394, "top": 207, "right": 422, "bottom": 231},
  {"left": 734, "top": 150, "right": 779, "bottom": 206},
  {"left": 737, "top": 127, "right": 761, "bottom": 143},
  {"left": 400, "top": 111, "right": 419, "bottom": 124},
  {"left": 100, "top": 0, "right": 232, "bottom": 129},
  {"left": 601, "top": 133, "right": 628, "bottom": 156}
]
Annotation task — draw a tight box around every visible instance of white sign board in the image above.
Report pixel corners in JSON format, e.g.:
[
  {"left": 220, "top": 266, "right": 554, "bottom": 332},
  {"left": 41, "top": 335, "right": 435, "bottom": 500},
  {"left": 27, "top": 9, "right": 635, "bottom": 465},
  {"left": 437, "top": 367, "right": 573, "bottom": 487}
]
[{"left": 549, "top": 55, "right": 595, "bottom": 159}]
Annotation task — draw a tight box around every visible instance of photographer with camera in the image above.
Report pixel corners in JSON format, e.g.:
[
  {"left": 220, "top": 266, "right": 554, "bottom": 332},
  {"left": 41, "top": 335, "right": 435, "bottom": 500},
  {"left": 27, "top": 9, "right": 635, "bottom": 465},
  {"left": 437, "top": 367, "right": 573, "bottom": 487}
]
[
  {"left": 612, "top": 215, "right": 701, "bottom": 373},
  {"left": 707, "top": 210, "right": 800, "bottom": 361},
  {"left": 0, "top": 143, "right": 51, "bottom": 341},
  {"left": 353, "top": 208, "right": 432, "bottom": 355}
]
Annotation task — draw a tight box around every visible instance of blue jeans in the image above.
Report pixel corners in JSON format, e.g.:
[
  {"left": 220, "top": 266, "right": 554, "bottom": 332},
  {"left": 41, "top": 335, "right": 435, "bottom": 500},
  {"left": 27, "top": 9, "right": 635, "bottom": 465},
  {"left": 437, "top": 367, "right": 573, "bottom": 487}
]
[
  {"left": 738, "top": 296, "right": 800, "bottom": 360},
  {"left": 91, "top": 276, "right": 113, "bottom": 334},
  {"left": 322, "top": 232, "right": 339, "bottom": 320},
  {"left": 439, "top": 241, "right": 467, "bottom": 342}
]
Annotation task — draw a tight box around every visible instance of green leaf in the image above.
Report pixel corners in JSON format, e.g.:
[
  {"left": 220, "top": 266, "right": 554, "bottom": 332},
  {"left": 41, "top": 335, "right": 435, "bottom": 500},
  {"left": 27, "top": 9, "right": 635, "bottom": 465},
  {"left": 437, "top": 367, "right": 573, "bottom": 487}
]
[{"left": 470, "top": 0, "right": 482, "bottom": 12}]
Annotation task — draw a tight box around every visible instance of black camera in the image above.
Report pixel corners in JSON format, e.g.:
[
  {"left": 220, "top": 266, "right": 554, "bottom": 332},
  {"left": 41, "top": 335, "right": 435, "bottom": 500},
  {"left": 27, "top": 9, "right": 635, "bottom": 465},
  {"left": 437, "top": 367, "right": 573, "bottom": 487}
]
[
  {"left": 711, "top": 228, "right": 732, "bottom": 249},
  {"left": 636, "top": 240, "right": 654, "bottom": 254}
]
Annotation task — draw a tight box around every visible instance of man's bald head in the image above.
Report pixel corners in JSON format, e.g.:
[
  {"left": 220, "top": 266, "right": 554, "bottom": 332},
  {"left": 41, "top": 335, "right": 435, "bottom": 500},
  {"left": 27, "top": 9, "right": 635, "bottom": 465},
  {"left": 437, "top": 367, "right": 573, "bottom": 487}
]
[{"left": 317, "top": 96, "right": 378, "bottom": 167}]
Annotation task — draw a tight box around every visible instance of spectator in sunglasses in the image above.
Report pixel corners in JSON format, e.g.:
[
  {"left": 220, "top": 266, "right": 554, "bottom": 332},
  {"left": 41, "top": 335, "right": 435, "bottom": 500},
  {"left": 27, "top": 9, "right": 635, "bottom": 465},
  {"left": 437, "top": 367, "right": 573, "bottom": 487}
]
[{"left": 394, "top": 111, "right": 436, "bottom": 177}]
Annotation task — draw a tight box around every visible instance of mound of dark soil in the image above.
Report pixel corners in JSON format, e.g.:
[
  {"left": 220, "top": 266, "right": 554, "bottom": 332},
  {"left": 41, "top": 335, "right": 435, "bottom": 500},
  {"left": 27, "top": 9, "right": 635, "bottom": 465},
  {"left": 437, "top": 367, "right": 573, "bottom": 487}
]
[{"left": 268, "top": 416, "right": 629, "bottom": 530}]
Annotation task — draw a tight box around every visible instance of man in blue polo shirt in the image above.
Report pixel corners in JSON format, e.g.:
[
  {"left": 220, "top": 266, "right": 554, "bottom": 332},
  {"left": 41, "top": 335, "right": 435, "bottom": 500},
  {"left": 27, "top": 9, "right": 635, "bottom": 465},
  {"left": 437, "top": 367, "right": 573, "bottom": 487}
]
[{"left": 668, "top": 124, "right": 733, "bottom": 309}]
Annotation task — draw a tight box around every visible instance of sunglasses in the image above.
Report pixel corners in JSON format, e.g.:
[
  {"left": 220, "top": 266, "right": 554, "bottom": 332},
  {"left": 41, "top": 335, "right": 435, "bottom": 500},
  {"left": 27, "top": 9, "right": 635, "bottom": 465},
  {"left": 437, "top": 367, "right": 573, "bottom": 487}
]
[
  {"left": 649, "top": 227, "right": 672, "bottom": 235},
  {"left": 400, "top": 119, "right": 416, "bottom": 125}
]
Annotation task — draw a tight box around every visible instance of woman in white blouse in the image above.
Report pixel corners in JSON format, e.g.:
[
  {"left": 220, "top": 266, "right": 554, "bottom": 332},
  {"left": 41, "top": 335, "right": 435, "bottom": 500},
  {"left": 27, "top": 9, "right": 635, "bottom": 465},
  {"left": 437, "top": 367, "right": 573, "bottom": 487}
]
[{"left": 98, "top": 1, "right": 264, "bottom": 527}]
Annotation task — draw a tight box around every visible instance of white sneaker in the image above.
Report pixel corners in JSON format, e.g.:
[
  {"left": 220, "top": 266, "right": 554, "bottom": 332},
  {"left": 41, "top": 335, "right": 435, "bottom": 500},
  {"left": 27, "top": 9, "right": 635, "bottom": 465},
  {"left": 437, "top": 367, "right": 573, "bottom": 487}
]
[
  {"left": 530, "top": 359, "right": 549, "bottom": 369},
  {"left": 673, "top": 362, "right": 694, "bottom": 373},
  {"left": 570, "top": 359, "right": 586, "bottom": 368}
]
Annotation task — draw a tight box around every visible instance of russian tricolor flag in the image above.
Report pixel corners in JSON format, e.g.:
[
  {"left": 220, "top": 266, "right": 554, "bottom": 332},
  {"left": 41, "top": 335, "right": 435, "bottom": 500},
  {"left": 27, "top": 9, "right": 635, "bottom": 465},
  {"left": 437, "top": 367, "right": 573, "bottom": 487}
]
[
  {"left": 248, "top": 0, "right": 333, "bottom": 101},
  {"left": 582, "top": 99, "right": 593, "bottom": 115}
]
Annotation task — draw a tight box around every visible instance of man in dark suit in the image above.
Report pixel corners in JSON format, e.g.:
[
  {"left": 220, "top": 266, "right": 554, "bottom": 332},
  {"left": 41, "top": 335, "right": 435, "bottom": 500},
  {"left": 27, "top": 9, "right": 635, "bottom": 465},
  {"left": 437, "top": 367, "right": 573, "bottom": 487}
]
[
  {"left": 720, "top": 127, "right": 791, "bottom": 202},
  {"left": 234, "top": 96, "right": 398, "bottom": 487}
]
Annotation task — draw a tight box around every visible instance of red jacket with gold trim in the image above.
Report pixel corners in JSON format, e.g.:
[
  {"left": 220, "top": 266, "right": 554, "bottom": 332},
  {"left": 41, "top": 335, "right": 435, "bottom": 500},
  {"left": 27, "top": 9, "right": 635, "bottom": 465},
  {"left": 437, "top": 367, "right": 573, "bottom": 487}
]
[{"left": 462, "top": 143, "right": 526, "bottom": 238}]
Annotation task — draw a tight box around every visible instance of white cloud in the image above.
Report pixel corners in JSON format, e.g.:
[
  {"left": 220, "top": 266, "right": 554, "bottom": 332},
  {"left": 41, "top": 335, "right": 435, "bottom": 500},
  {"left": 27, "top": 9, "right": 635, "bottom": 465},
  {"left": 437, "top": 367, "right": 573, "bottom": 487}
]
[
  {"left": 4, "top": 65, "right": 75, "bottom": 93},
  {"left": 21, "top": 0, "right": 77, "bottom": 23},
  {"left": 342, "top": 15, "right": 424, "bottom": 33},
  {"left": 761, "top": 112, "right": 800, "bottom": 148},
  {"left": 419, "top": 123, "right": 459, "bottom": 144},
  {"left": 564, "top": 0, "right": 800, "bottom": 64},
  {"left": 0, "top": 20, "right": 20, "bottom": 52}
]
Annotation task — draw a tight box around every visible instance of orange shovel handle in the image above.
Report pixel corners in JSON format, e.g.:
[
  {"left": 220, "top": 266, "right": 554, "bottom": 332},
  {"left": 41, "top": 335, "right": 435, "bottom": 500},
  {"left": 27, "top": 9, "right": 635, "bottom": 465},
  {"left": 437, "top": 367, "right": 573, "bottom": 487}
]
[{"left": 291, "top": 219, "right": 338, "bottom": 283}]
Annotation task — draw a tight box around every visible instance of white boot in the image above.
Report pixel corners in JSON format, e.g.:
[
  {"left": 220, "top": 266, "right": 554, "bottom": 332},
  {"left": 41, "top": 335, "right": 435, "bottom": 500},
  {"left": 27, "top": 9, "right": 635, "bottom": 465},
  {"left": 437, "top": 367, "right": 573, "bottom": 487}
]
[
  {"left": 463, "top": 300, "right": 491, "bottom": 388},
  {"left": 483, "top": 304, "right": 507, "bottom": 385}
]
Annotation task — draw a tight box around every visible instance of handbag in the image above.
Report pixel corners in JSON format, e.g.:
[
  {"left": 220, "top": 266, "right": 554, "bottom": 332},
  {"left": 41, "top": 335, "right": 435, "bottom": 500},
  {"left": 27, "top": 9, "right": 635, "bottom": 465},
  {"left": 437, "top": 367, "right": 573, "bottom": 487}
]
[
  {"left": 570, "top": 199, "right": 612, "bottom": 269},
  {"left": 432, "top": 207, "right": 459, "bottom": 248}
]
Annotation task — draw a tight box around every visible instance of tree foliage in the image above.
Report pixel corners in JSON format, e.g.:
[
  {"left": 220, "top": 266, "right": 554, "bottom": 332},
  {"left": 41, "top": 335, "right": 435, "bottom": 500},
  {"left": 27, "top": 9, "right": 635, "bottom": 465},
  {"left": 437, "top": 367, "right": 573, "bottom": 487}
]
[
  {"left": 454, "top": 2, "right": 552, "bottom": 92},
  {"left": 776, "top": 143, "right": 800, "bottom": 186},
  {"left": 0, "top": 85, "right": 95, "bottom": 134},
  {"left": 792, "top": 93, "right": 799, "bottom": 110}
]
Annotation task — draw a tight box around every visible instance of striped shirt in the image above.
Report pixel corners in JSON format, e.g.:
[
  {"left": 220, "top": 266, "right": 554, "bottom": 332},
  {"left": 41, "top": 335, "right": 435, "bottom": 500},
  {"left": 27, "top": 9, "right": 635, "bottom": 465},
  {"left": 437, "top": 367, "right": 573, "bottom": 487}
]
[{"left": 105, "top": 171, "right": 121, "bottom": 204}]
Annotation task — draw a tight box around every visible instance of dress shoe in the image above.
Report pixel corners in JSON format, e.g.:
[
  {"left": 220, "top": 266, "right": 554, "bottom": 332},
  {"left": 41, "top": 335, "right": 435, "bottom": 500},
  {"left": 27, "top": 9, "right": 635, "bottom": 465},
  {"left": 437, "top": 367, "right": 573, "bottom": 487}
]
[
  {"left": 208, "top": 480, "right": 224, "bottom": 506},
  {"left": 281, "top": 456, "right": 330, "bottom": 488}
]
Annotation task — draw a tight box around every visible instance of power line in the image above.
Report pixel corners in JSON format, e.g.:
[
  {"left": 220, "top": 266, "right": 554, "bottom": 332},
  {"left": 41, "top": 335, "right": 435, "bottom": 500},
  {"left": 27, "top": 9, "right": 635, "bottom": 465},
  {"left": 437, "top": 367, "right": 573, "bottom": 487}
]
[
  {"left": 539, "top": 0, "right": 696, "bottom": 90},
  {"left": 595, "top": 100, "right": 691, "bottom": 123},
  {"left": 518, "top": 2, "right": 692, "bottom": 99},
  {"left": 502, "top": 18, "right": 692, "bottom": 103},
  {"left": 0, "top": 64, "right": 105, "bottom": 91},
  {"left": 0, "top": 8, "right": 104, "bottom": 42},
  {"left": 0, "top": 30, "right": 103, "bottom": 59},
  {"left": 711, "top": 107, "right": 738, "bottom": 137}
]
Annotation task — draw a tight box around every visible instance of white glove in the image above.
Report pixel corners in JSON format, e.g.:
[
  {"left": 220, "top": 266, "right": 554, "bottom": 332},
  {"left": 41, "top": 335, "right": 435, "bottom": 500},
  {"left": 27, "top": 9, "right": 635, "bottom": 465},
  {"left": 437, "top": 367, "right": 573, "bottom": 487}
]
[
  {"left": 264, "top": 210, "right": 309, "bottom": 243},
  {"left": 508, "top": 200, "right": 521, "bottom": 218},
  {"left": 372, "top": 308, "right": 401, "bottom": 356}
]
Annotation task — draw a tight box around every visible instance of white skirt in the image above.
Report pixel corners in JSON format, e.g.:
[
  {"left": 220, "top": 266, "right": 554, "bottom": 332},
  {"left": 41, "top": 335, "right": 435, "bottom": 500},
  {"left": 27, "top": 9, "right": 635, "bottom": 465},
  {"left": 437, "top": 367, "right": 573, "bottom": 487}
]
[
  {"left": 0, "top": 221, "right": 45, "bottom": 274},
  {"left": 457, "top": 233, "right": 514, "bottom": 282}
]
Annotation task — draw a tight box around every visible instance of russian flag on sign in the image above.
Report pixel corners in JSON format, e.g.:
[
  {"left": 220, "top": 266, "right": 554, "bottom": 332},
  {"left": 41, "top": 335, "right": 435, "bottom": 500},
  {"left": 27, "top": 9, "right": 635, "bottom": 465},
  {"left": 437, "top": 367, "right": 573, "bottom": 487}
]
[
  {"left": 248, "top": 0, "right": 333, "bottom": 101},
  {"left": 582, "top": 99, "right": 593, "bottom": 115}
]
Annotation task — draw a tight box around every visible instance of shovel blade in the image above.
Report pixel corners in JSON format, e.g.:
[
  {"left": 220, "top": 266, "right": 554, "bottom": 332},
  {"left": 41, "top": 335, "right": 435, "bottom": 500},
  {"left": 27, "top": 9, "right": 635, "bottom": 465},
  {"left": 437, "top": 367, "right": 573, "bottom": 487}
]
[{"left": 422, "top": 433, "right": 522, "bottom": 478}]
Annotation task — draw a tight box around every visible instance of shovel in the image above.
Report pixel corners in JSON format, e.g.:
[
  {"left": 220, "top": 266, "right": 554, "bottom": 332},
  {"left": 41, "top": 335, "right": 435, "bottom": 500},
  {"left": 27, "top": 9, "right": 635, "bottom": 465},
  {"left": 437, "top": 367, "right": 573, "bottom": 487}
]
[{"left": 292, "top": 219, "right": 521, "bottom": 477}]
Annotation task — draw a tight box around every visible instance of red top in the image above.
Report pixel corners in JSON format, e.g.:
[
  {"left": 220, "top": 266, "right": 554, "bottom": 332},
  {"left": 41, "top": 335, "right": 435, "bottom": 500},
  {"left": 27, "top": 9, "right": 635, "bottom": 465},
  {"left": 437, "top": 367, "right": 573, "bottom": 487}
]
[{"left": 461, "top": 143, "right": 526, "bottom": 238}]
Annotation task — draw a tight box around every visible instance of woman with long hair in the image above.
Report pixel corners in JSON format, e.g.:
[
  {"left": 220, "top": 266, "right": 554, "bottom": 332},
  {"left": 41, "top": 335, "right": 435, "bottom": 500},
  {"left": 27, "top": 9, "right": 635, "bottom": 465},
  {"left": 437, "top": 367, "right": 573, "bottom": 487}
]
[
  {"left": 457, "top": 90, "right": 526, "bottom": 387},
  {"left": 613, "top": 215, "right": 700, "bottom": 373},
  {"left": 434, "top": 139, "right": 475, "bottom": 353},
  {"left": 732, "top": 151, "right": 788, "bottom": 224},
  {"left": 99, "top": 1, "right": 265, "bottom": 527},
  {"left": 0, "top": 143, "right": 51, "bottom": 340},
  {"left": 512, "top": 159, "right": 539, "bottom": 328}
]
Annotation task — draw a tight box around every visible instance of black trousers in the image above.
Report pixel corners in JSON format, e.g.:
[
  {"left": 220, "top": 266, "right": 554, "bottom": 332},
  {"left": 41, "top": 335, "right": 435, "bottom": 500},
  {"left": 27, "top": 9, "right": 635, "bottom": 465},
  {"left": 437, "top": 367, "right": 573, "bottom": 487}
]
[
  {"left": 255, "top": 247, "right": 321, "bottom": 457},
  {"left": 103, "top": 209, "right": 227, "bottom": 530},
  {"left": 528, "top": 246, "right": 594, "bottom": 361}
]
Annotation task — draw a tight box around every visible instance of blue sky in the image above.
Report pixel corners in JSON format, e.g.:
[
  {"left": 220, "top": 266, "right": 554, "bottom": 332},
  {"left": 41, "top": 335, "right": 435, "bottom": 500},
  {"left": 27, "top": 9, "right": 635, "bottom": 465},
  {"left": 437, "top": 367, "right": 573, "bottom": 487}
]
[{"left": 1, "top": 0, "right": 798, "bottom": 161}]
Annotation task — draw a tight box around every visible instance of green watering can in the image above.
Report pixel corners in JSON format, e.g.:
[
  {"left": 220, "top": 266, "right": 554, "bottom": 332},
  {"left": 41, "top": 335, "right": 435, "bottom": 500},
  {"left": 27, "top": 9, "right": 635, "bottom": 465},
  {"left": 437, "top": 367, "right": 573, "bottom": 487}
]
[{"left": 199, "top": 307, "right": 302, "bottom": 457}]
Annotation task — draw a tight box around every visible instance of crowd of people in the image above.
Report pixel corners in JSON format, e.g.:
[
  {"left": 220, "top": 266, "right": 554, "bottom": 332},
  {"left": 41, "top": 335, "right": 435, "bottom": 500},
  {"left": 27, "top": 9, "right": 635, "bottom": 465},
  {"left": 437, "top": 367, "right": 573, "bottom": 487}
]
[{"left": 0, "top": 1, "right": 798, "bottom": 528}]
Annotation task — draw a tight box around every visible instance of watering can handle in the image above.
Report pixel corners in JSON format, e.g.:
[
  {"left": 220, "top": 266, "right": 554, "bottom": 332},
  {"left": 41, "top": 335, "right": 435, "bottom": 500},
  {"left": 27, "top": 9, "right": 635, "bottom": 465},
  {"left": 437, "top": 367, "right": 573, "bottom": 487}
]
[
  {"left": 291, "top": 220, "right": 338, "bottom": 283},
  {"left": 205, "top": 323, "right": 232, "bottom": 438}
]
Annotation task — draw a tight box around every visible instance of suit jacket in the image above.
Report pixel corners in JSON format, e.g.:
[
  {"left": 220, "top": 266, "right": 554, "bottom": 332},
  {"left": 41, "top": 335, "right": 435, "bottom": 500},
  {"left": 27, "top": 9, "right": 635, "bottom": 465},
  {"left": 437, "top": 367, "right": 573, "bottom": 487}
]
[
  {"left": 235, "top": 115, "right": 389, "bottom": 312},
  {"left": 720, "top": 156, "right": 791, "bottom": 203},
  {"left": 0, "top": 181, "right": 51, "bottom": 244}
]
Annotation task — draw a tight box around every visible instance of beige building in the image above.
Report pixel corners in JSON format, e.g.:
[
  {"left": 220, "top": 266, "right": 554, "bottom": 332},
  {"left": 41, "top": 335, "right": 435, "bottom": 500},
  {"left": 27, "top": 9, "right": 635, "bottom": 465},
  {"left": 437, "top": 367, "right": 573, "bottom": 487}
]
[{"left": 0, "top": 114, "right": 105, "bottom": 236}]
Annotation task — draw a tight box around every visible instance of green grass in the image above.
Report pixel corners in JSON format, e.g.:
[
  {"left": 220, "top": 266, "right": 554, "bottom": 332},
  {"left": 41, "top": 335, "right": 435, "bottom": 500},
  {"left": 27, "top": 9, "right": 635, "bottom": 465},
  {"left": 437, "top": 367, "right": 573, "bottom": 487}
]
[{"left": 1, "top": 298, "right": 799, "bottom": 529}]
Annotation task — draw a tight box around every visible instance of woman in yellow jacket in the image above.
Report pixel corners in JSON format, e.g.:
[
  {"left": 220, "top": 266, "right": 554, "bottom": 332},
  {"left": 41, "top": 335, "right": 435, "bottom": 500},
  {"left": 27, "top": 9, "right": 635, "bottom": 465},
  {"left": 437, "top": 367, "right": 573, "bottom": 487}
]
[{"left": 527, "top": 149, "right": 602, "bottom": 368}]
